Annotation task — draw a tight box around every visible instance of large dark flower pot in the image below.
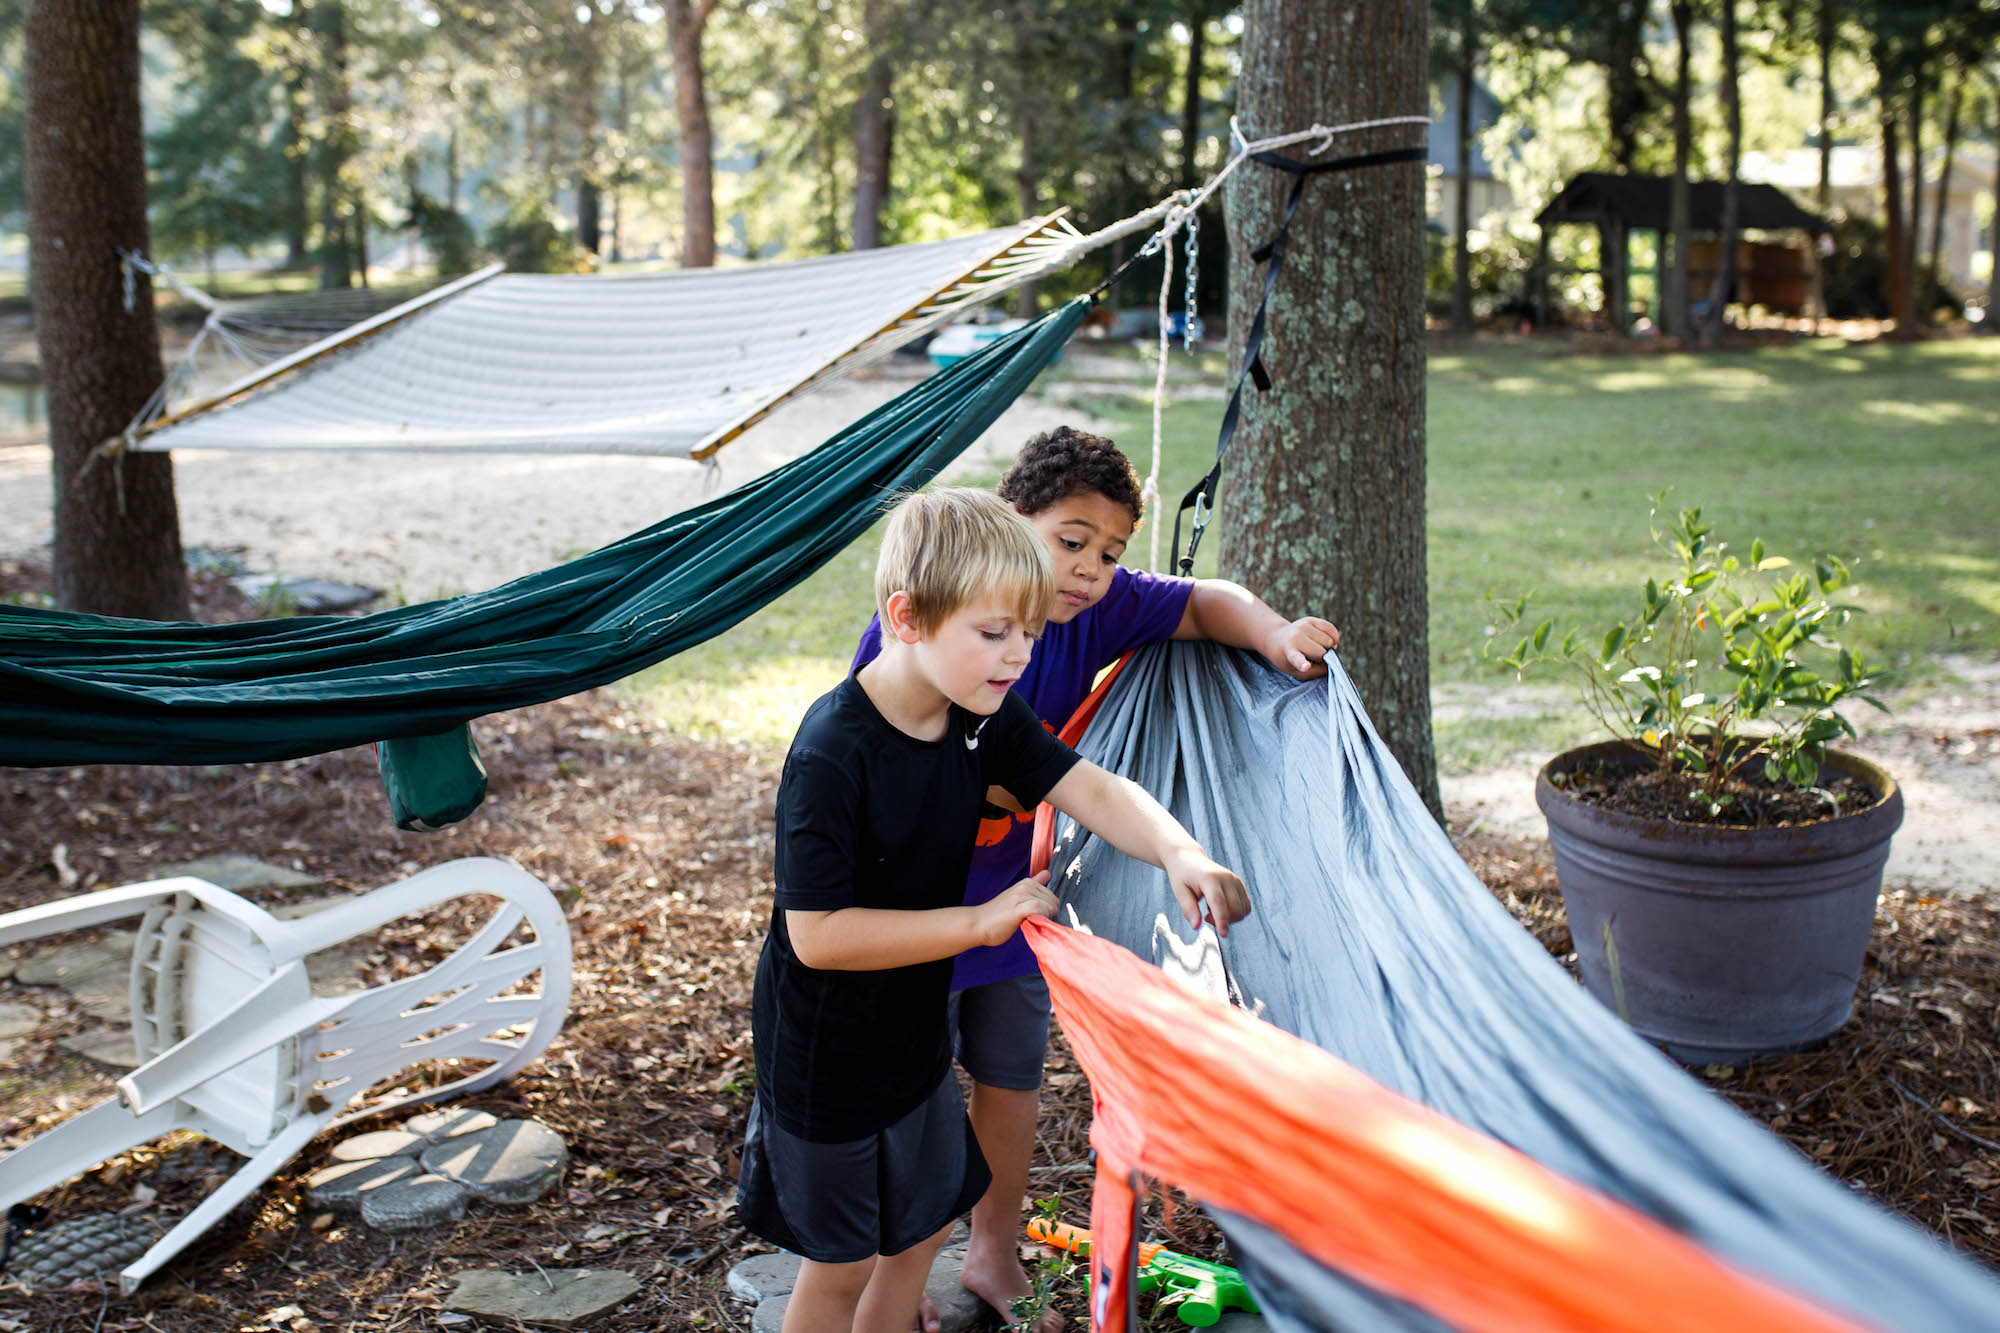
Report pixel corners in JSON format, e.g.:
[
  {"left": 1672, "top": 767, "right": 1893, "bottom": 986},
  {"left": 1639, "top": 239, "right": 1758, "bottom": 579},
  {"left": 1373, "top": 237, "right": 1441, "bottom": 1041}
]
[{"left": 1536, "top": 741, "right": 1903, "bottom": 1065}]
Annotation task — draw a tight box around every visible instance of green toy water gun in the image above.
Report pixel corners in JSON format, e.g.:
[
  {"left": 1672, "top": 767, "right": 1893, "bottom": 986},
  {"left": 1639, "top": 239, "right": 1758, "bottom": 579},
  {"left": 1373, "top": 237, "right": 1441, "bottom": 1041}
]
[{"left": 1026, "top": 1217, "right": 1260, "bottom": 1327}]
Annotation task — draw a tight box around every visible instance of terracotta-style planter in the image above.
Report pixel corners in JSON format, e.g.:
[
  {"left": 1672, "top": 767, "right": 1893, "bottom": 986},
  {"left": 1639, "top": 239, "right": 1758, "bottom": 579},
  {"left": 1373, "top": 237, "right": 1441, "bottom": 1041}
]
[{"left": 1536, "top": 741, "right": 1903, "bottom": 1064}]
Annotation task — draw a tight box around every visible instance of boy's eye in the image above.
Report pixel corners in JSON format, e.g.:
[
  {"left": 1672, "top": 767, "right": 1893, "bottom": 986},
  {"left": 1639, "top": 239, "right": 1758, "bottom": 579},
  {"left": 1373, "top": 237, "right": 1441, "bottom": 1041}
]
[
  {"left": 981, "top": 629, "right": 1008, "bottom": 642},
  {"left": 1060, "top": 538, "right": 1084, "bottom": 552},
  {"left": 1101, "top": 552, "right": 1120, "bottom": 566}
]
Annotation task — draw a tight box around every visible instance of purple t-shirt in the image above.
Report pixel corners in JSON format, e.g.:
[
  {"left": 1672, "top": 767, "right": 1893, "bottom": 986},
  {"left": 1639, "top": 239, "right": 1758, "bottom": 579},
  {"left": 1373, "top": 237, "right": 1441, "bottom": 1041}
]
[{"left": 850, "top": 564, "right": 1195, "bottom": 989}]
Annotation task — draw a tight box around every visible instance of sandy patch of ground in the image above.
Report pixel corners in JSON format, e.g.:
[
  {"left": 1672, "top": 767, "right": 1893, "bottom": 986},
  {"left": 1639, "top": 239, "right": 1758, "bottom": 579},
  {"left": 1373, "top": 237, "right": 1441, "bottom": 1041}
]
[
  {"left": 1442, "top": 655, "right": 2000, "bottom": 900},
  {"left": 0, "top": 358, "right": 1110, "bottom": 602}
]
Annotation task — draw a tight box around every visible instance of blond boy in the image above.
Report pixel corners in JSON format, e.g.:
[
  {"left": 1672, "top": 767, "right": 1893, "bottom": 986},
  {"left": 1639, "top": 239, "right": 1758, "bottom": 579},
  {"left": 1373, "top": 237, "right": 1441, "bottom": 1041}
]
[{"left": 737, "top": 488, "right": 1248, "bottom": 1332}]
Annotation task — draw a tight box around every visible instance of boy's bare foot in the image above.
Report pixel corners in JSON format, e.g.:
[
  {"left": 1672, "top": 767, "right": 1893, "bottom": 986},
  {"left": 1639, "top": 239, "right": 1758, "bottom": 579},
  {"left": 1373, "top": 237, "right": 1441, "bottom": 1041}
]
[{"left": 962, "top": 1241, "right": 1064, "bottom": 1333}]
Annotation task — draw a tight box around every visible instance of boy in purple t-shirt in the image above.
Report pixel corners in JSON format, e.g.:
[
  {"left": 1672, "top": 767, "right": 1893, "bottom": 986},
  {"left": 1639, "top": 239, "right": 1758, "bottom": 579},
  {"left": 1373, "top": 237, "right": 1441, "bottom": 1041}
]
[{"left": 850, "top": 427, "right": 1339, "bottom": 1331}]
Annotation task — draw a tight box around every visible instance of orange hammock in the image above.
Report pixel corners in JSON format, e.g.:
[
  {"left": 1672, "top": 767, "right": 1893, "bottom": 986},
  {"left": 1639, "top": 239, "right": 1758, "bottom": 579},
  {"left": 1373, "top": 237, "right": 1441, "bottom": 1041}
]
[
  {"left": 1018, "top": 918, "right": 1870, "bottom": 1333},
  {"left": 1024, "top": 653, "right": 1869, "bottom": 1332}
]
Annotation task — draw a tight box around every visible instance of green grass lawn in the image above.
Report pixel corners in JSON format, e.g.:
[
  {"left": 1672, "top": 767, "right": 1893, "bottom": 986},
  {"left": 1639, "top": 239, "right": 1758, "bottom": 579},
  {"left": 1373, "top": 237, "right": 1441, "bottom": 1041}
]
[{"left": 629, "top": 335, "right": 2000, "bottom": 764}]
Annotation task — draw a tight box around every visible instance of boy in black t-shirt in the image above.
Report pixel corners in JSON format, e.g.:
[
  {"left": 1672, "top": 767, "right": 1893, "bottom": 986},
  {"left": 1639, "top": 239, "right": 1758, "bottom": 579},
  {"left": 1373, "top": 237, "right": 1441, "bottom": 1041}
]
[{"left": 737, "top": 487, "right": 1249, "bottom": 1332}]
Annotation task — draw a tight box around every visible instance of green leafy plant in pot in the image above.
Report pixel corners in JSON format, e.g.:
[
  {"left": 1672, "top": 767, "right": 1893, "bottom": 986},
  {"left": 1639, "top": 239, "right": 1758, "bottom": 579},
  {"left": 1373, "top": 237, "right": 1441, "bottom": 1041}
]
[{"left": 1488, "top": 497, "right": 1902, "bottom": 1064}]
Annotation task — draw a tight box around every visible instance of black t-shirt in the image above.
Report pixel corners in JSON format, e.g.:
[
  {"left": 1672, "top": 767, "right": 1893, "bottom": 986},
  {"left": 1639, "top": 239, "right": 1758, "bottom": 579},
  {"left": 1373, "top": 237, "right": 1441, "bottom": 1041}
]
[{"left": 751, "top": 675, "right": 1080, "bottom": 1142}]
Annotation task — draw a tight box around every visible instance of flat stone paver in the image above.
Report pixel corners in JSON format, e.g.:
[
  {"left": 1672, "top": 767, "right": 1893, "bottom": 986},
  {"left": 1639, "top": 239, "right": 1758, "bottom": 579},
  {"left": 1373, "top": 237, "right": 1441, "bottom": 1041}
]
[
  {"left": 304, "top": 1156, "right": 422, "bottom": 1211},
  {"left": 444, "top": 1268, "right": 639, "bottom": 1327},
  {"left": 360, "top": 1173, "right": 470, "bottom": 1232},
  {"left": 58, "top": 1026, "right": 138, "bottom": 1070},
  {"left": 14, "top": 938, "right": 129, "bottom": 989},
  {"left": 421, "top": 1118, "right": 566, "bottom": 1204},
  {"left": 0, "top": 1001, "right": 39, "bottom": 1062},
  {"left": 329, "top": 1129, "right": 428, "bottom": 1163},
  {"left": 7, "top": 1212, "right": 164, "bottom": 1290},
  {"left": 731, "top": 1246, "right": 983, "bottom": 1333},
  {"left": 405, "top": 1107, "right": 500, "bottom": 1142},
  {"left": 158, "top": 854, "right": 322, "bottom": 893}
]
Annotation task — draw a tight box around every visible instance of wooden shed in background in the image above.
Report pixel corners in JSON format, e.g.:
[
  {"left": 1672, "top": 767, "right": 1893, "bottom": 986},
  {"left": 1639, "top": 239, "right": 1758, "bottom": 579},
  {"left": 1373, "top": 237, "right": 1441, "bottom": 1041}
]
[{"left": 1533, "top": 172, "right": 1827, "bottom": 331}]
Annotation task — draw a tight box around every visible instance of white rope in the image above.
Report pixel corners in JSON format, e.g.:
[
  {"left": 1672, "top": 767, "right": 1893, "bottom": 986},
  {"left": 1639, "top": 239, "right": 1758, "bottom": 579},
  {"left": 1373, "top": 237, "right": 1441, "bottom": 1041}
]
[{"left": 1146, "top": 208, "right": 1180, "bottom": 570}]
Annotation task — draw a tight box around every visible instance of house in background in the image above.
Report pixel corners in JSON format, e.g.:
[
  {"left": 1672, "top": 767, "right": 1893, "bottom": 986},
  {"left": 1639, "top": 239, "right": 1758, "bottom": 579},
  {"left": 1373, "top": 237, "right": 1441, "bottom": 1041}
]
[
  {"left": 1429, "top": 78, "right": 1514, "bottom": 231},
  {"left": 1743, "top": 145, "right": 1997, "bottom": 301}
]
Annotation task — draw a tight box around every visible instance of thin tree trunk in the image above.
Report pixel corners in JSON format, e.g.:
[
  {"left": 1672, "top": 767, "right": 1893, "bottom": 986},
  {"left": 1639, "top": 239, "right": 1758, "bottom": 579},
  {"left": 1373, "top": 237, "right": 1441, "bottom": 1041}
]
[
  {"left": 1102, "top": 6, "right": 1142, "bottom": 302},
  {"left": 284, "top": 13, "right": 310, "bottom": 267},
  {"left": 1664, "top": 1, "right": 1694, "bottom": 340},
  {"left": 446, "top": 122, "right": 459, "bottom": 214},
  {"left": 575, "top": 11, "right": 603, "bottom": 256},
  {"left": 316, "top": 0, "right": 354, "bottom": 290},
  {"left": 1906, "top": 57, "right": 1925, "bottom": 324},
  {"left": 1879, "top": 58, "right": 1911, "bottom": 329},
  {"left": 1604, "top": 6, "right": 1646, "bottom": 171},
  {"left": 1179, "top": 6, "right": 1207, "bottom": 186},
  {"left": 1925, "top": 66, "right": 1963, "bottom": 321},
  {"left": 665, "top": 0, "right": 716, "bottom": 268},
  {"left": 352, "top": 198, "right": 368, "bottom": 287},
  {"left": 1222, "top": 0, "right": 1439, "bottom": 820},
  {"left": 1989, "top": 103, "right": 2000, "bottom": 333},
  {"left": 1012, "top": 1, "right": 1041, "bottom": 318},
  {"left": 851, "top": 0, "right": 893, "bottom": 250},
  {"left": 25, "top": 0, "right": 189, "bottom": 619},
  {"left": 1813, "top": 0, "right": 1833, "bottom": 330},
  {"left": 1449, "top": 1, "right": 1475, "bottom": 337},
  {"left": 1703, "top": 0, "right": 1741, "bottom": 344}
]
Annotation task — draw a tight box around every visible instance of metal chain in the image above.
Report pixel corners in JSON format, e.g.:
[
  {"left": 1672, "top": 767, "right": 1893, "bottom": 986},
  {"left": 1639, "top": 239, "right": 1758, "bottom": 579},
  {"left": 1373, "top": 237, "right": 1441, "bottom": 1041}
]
[{"left": 1182, "top": 210, "right": 1203, "bottom": 349}]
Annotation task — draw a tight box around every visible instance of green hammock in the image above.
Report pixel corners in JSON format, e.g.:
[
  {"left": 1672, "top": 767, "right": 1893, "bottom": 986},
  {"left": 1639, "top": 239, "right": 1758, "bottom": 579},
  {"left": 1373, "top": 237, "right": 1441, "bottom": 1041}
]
[{"left": 1, "top": 300, "right": 1087, "bottom": 769}]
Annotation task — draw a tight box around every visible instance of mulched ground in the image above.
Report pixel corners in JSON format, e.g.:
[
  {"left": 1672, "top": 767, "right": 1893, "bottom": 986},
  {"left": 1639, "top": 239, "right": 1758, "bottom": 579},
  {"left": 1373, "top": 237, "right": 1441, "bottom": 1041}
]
[{"left": 1, "top": 585, "right": 1995, "bottom": 1329}]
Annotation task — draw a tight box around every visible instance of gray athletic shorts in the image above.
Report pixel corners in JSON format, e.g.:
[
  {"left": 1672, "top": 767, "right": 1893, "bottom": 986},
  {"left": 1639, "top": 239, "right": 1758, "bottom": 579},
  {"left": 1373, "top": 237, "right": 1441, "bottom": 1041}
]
[
  {"left": 734, "top": 1074, "right": 991, "bottom": 1264},
  {"left": 948, "top": 972, "right": 1053, "bottom": 1091}
]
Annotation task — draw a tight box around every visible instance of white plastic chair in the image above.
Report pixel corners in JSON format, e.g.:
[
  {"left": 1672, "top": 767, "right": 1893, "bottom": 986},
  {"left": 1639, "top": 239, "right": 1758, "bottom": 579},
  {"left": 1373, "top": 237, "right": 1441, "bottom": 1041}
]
[{"left": 0, "top": 856, "right": 572, "bottom": 1293}]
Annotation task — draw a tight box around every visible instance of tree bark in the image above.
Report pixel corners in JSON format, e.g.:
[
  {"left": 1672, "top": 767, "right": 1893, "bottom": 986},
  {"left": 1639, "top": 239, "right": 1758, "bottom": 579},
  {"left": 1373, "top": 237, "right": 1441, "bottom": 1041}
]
[
  {"left": 1925, "top": 65, "right": 1963, "bottom": 321},
  {"left": 1102, "top": 5, "right": 1144, "bottom": 302},
  {"left": 316, "top": 0, "right": 354, "bottom": 290},
  {"left": 851, "top": 0, "right": 894, "bottom": 250},
  {"left": 1664, "top": 1, "right": 1694, "bottom": 340},
  {"left": 1989, "top": 102, "right": 1999, "bottom": 334},
  {"left": 1813, "top": 0, "right": 1833, "bottom": 329},
  {"left": 1221, "top": 0, "right": 1438, "bottom": 820},
  {"left": 284, "top": 11, "right": 311, "bottom": 268},
  {"left": 664, "top": 0, "right": 716, "bottom": 268},
  {"left": 1604, "top": 5, "right": 1647, "bottom": 172},
  {"left": 1179, "top": 6, "right": 1207, "bottom": 187},
  {"left": 1449, "top": 1, "right": 1475, "bottom": 337},
  {"left": 1879, "top": 58, "right": 1911, "bottom": 329},
  {"left": 1012, "top": 1, "right": 1041, "bottom": 319},
  {"left": 1703, "top": 0, "right": 1742, "bottom": 344},
  {"left": 1905, "top": 56, "right": 1925, "bottom": 324},
  {"left": 24, "top": 0, "right": 189, "bottom": 620}
]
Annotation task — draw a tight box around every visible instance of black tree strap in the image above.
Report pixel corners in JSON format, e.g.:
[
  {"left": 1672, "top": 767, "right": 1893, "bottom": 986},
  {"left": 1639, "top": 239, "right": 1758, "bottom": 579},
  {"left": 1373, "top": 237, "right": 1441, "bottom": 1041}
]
[{"left": 1168, "top": 143, "right": 1427, "bottom": 576}]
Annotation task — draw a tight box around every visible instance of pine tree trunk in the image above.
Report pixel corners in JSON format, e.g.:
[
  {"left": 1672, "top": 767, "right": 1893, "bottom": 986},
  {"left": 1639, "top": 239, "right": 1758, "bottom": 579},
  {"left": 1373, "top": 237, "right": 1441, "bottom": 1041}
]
[
  {"left": 851, "top": 0, "right": 893, "bottom": 250},
  {"left": 284, "top": 43, "right": 310, "bottom": 267},
  {"left": 1702, "top": 0, "right": 1741, "bottom": 345},
  {"left": 1925, "top": 67, "right": 1962, "bottom": 322},
  {"left": 1221, "top": 0, "right": 1438, "bottom": 820},
  {"left": 316, "top": 0, "right": 354, "bottom": 290},
  {"left": 1178, "top": 7, "right": 1206, "bottom": 186},
  {"left": 1012, "top": 2, "right": 1041, "bottom": 319},
  {"left": 1989, "top": 105, "right": 1999, "bottom": 333},
  {"left": 1905, "top": 65, "right": 1925, "bottom": 325},
  {"left": 1812, "top": 0, "right": 1833, "bottom": 329},
  {"left": 1448, "top": 3, "right": 1475, "bottom": 338},
  {"left": 665, "top": 0, "right": 716, "bottom": 268},
  {"left": 1604, "top": 7, "right": 1646, "bottom": 171},
  {"left": 1879, "top": 63, "right": 1911, "bottom": 329},
  {"left": 1664, "top": 2, "right": 1694, "bottom": 341},
  {"left": 24, "top": 0, "right": 189, "bottom": 620}
]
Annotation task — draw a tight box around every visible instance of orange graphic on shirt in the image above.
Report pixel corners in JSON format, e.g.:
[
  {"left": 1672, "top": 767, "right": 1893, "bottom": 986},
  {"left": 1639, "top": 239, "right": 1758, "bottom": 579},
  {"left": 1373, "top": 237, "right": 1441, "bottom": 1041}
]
[{"left": 973, "top": 719, "right": 1057, "bottom": 847}]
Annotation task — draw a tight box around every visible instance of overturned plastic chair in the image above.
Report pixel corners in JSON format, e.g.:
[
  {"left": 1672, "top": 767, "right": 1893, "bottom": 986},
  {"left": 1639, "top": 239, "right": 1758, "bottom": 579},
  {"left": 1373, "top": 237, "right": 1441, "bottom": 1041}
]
[{"left": 0, "top": 856, "right": 572, "bottom": 1293}]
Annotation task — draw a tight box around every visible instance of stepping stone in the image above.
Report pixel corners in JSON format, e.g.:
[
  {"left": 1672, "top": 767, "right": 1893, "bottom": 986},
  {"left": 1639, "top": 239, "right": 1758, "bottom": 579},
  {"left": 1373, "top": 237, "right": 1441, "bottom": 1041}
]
[
  {"left": 405, "top": 1107, "right": 501, "bottom": 1143},
  {"left": 360, "top": 1173, "right": 469, "bottom": 1232},
  {"left": 329, "top": 1129, "right": 428, "bottom": 1162},
  {"left": 14, "top": 938, "right": 129, "bottom": 989},
  {"left": 443, "top": 1268, "right": 639, "bottom": 1327},
  {"left": 304, "top": 1156, "right": 422, "bottom": 1211},
  {"left": 0, "top": 1001, "right": 39, "bottom": 1062},
  {"left": 730, "top": 1245, "right": 983, "bottom": 1333},
  {"left": 6, "top": 1212, "right": 164, "bottom": 1290},
  {"left": 157, "top": 854, "right": 321, "bottom": 893},
  {"left": 59, "top": 1026, "right": 138, "bottom": 1070},
  {"left": 422, "top": 1118, "right": 567, "bottom": 1204}
]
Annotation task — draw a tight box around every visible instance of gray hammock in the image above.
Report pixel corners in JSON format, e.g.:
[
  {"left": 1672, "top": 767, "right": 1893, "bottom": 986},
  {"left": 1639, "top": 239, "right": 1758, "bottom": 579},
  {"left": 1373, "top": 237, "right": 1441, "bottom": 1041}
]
[{"left": 1047, "top": 641, "right": 2000, "bottom": 1332}]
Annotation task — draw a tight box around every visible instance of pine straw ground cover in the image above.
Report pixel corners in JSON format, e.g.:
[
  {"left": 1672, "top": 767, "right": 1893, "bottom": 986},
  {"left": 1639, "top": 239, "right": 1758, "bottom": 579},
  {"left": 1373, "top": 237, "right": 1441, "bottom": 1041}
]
[{"left": 0, "top": 692, "right": 1995, "bottom": 1332}]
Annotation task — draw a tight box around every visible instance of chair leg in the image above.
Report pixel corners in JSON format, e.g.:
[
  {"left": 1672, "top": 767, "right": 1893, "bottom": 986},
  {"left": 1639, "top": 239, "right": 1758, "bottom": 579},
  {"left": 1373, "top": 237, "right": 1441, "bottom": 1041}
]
[
  {"left": 0, "top": 1098, "right": 183, "bottom": 1210},
  {"left": 116, "top": 1112, "right": 325, "bottom": 1295}
]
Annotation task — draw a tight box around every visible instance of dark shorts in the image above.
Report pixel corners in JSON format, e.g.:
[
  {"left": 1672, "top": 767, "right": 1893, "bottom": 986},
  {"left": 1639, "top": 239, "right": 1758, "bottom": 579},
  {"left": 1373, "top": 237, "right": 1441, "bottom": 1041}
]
[
  {"left": 735, "top": 1074, "right": 991, "bottom": 1264},
  {"left": 948, "top": 972, "right": 1053, "bottom": 1091}
]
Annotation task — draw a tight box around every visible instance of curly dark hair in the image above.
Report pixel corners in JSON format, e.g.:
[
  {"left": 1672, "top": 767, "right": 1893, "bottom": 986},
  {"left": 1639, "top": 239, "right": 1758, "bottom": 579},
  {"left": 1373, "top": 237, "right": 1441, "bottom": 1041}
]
[{"left": 997, "top": 426, "right": 1145, "bottom": 526}]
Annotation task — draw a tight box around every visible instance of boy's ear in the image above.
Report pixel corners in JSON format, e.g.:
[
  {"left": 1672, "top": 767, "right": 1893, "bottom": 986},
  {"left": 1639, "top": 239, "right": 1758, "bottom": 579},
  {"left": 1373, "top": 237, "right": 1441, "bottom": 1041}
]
[{"left": 883, "top": 590, "right": 925, "bottom": 645}]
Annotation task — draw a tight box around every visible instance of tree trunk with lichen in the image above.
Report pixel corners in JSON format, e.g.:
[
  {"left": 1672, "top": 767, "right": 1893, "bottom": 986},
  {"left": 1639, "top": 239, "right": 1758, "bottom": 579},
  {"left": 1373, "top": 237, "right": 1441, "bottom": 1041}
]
[
  {"left": 1220, "top": 0, "right": 1439, "bottom": 821},
  {"left": 24, "top": 0, "right": 189, "bottom": 619}
]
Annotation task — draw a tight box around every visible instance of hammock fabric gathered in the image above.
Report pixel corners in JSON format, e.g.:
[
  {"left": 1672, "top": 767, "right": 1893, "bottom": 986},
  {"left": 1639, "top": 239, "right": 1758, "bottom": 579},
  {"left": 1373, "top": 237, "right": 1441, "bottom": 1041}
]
[
  {"left": 0, "top": 301, "right": 1087, "bottom": 768},
  {"left": 1028, "top": 641, "right": 2000, "bottom": 1333}
]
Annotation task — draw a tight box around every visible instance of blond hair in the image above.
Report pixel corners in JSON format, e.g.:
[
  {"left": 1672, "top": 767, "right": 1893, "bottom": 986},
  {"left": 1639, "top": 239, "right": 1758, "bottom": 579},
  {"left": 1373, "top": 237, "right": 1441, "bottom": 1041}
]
[{"left": 874, "top": 487, "right": 1056, "bottom": 635}]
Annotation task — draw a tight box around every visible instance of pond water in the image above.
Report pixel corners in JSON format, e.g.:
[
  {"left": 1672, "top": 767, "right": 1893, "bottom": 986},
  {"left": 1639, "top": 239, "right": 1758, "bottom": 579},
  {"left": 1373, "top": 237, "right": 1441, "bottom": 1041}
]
[{"left": 0, "top": 381, "right": 45, "bottom": 434}]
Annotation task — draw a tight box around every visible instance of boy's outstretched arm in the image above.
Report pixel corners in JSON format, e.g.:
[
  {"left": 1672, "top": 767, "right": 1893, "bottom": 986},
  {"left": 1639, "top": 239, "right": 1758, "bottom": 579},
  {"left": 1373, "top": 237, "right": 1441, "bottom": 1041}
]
[
  {"left": 786, "top": 873, "right": 1057, "bottom": 971},
  {"left": 1172, "top": 578, "right": 1339, "bottom": 680},
  {"left": 1039, "top": 761, "right": 1250, "bottom": 934}
]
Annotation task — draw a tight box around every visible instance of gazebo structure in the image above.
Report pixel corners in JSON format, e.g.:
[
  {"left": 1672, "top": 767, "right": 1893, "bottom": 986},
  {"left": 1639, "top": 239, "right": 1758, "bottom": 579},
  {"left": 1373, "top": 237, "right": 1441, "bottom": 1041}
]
[{"left": 1533, "top": 172, "right": 1827, "bottom": 331}]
